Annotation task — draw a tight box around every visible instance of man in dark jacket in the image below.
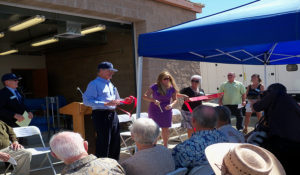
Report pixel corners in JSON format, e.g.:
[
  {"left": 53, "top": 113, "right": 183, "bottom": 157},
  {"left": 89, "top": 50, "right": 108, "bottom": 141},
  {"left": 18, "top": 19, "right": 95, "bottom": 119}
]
[
  {"left": 0, "top": 73, "right": 33, "bottom": 127},
  {"left": 253, "top": 83, "right": 300, "bottom": 174}
]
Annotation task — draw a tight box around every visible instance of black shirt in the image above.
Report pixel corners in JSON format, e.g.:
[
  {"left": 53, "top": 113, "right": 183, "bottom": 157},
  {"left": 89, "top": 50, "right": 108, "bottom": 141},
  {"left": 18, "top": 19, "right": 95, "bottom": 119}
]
[
  {"left": 247, "top": 84, "right": 261, "bottom": 99},
  {"left": 180, "top": 87, "right": 205, "bottom": 111},
  {"left": 253, "top": 91, "right": 300, "bottom": 143}
]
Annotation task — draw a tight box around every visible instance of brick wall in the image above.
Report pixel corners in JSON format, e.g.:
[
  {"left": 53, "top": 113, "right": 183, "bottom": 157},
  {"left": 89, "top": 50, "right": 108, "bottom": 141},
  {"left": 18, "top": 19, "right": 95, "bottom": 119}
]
[
  {"left": 3, "top": 0, "right": 201, "bottom": 111},
  {"left": 46, "top": 28, "right": 135, "bottom": 103}
]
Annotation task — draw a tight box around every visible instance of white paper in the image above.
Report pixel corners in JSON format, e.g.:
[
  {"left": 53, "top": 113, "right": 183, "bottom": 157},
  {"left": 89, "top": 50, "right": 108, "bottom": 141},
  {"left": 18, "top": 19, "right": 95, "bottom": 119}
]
[
  {"left": 15, "top": 111, "right": 32, "bottom": 127},
  {"left": 238, "top": 104, "right": 243, "bottom": 109},
  {"left": 8, "top": 157, "right": 17, "bottom": 165}
]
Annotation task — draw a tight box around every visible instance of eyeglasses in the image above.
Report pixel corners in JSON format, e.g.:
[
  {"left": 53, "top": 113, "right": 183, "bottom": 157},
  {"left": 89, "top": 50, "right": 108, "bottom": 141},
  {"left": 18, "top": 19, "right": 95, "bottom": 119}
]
[
  {"left": 227, "top": 75, "right": 233, "bottom": 77},
  {"left": 163, "top": 77, "right": 170, "bottom": 81},
  {"left": 191, "top": 80, "right": 199, "bottom": 83}
]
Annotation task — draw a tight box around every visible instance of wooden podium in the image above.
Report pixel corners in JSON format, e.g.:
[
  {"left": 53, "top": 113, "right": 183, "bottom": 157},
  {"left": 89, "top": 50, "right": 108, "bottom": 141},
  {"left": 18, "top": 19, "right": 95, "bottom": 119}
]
[{"left": 59, "top": 102, "right": 92, "bottom": 138}]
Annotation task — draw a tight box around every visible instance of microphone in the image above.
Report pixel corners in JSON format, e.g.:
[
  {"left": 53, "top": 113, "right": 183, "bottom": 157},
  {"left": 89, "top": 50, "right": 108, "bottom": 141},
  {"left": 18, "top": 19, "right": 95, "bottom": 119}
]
[{"left": 77, "top": 87, "right": 84, "bottom": 96}]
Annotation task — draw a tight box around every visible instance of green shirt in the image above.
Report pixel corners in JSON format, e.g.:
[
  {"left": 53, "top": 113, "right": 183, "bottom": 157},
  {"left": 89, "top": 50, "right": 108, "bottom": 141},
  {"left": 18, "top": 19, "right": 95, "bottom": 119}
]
[
  {"left": 0, "top": 120, "right": 17, "bottom": 150},
  {"left": 219, "top": 81, "right": 246, "bottom": 105}
]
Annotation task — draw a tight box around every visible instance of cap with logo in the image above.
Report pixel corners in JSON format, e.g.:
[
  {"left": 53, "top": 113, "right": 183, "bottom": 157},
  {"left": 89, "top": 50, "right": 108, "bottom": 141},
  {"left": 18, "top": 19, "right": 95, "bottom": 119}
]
[
  {"left": 97, "top": 62, "right": 118, "bottom": 72},
  {"left": 1, "top": 73, "right": 22, "bottom": 82}
]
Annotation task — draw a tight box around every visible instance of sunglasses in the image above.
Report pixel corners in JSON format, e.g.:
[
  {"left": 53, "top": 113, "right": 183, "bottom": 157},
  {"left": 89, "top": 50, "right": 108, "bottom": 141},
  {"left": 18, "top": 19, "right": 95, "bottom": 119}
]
[
  {"left": 191, "top": 80, "right": 199, "bottom": 83},
  {"left": 163, "top": 77, "right": 170, "bottom": 81}
]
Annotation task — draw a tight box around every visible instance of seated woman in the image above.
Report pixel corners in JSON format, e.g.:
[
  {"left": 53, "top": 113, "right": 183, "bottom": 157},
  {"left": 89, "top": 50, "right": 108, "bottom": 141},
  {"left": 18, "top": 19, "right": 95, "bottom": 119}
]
[{"left": 120, "top": 118, "right": 175, "bottom": 175}]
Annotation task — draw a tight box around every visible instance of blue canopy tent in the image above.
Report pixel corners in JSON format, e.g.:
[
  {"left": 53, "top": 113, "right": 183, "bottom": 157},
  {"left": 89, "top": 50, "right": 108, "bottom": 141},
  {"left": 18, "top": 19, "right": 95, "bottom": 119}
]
[{"left": 136, "top": 0, "right": 300, "bottom": 116}]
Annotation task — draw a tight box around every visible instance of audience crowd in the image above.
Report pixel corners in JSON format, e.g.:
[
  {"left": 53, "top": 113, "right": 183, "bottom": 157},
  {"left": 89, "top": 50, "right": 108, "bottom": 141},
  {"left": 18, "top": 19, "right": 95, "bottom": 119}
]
[{"left": 1, "top": 70, "right": 296, "bottom": 175}]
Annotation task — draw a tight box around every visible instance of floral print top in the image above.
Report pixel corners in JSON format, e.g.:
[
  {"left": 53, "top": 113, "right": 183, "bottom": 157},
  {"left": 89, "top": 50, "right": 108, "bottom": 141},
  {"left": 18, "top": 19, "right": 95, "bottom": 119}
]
[{"left": 172, "top": 129, "right": 228, "bottom": 169}]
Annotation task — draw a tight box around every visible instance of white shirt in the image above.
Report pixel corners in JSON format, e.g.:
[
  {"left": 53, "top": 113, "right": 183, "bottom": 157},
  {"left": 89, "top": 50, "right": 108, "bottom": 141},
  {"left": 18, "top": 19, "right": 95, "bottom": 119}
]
[{"left": 218, "top": 124, "right": 245, "bottom": 143}]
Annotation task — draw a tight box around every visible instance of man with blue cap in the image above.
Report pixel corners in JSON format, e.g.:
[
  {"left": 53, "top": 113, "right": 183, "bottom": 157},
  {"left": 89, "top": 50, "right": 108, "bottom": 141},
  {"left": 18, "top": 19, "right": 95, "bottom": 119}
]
[
  {"left": 83, "top": 62, "right": 128, "bottom": 160},
  {"left": 0, "top": 73, "right": 33, "bottom": 127}
]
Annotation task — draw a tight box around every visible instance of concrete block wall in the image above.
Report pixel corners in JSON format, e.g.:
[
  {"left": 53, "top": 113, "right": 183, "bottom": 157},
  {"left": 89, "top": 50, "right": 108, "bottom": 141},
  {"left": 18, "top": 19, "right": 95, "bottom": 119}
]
[
  {"left": 2, "top": 0, "right": 201, "bottom": 112},
  {"left": 46, "top": 29, "right": 135, "bottom": 103},
  {"left": 141, "top": 58, "right": 201, "bottom": 111}
]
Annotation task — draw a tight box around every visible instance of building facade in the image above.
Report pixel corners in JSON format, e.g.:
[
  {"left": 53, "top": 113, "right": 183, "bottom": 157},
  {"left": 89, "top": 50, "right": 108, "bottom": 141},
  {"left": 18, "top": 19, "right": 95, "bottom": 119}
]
[{"left": 0, "top": 0, "right": 203, "bottom": 111}]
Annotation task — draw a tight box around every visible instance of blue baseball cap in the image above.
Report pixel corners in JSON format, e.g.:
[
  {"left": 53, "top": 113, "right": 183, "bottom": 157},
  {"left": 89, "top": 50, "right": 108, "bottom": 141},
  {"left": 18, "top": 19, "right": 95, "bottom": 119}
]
[
  {"left": 97, "top": 62, "right": 118, "bottom": 72},
  {"left": 1, "top": 73, "right": 22, "bottom": 82}
]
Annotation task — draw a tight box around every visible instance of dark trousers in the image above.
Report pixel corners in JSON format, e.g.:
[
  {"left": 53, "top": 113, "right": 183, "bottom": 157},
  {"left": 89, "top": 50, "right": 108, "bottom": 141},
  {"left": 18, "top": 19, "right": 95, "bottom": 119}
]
[
  {"left": 92, "top": 110, "right": 120, "bottom": 160},
  {"left": 225, "top": 105, "right": 243, "bottom": 130}
]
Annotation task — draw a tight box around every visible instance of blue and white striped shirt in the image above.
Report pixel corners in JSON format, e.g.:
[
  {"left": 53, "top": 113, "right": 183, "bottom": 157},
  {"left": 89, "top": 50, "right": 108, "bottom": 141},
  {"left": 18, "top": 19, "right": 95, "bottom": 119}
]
[{"left": 83, "top": 77, "right": 120, "bottom": 110}]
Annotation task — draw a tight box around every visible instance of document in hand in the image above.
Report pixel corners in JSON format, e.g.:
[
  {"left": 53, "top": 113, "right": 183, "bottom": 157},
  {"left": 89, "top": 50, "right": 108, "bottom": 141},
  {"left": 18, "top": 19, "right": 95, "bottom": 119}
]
[
  {"left": 8, "top": 157, "right": 17, "bottom": 165},
  {"left": 15, "top": 111, "right": 32, "bottom": 127}
]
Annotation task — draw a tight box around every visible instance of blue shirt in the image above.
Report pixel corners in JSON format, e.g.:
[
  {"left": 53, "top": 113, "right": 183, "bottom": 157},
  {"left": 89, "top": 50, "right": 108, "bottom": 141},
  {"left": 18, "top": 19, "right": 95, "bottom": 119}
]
[
  {"left": 83, "top": 77, "right": 120, "bottom": 110},
  {"left": 6, "top": 87, "right": 21, "bottom": 101},
  {"left": 172, "top": 129, "right": 228, "bottom": 169}
]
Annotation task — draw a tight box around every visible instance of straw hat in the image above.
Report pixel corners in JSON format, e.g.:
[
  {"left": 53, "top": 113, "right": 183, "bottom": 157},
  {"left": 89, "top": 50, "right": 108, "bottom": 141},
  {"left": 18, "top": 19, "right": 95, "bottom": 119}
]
[{"left": 205, "top": 143, "right": 285, "bottom": 175}]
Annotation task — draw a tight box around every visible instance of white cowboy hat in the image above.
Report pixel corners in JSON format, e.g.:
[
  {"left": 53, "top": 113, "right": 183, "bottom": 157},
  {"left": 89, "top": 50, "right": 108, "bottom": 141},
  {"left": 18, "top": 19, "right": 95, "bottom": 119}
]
[{"left": 205, "top": 143, "right": 286, "bottom": 175}]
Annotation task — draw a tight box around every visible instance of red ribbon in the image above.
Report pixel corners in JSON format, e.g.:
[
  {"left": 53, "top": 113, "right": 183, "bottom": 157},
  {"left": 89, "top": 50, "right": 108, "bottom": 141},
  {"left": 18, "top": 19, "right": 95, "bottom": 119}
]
[
  {"left": 118, "top": 96, "right": 137, "bottom": 117},
  {"left": 184, "top": 92, "right": 224, "bottom": 113}
]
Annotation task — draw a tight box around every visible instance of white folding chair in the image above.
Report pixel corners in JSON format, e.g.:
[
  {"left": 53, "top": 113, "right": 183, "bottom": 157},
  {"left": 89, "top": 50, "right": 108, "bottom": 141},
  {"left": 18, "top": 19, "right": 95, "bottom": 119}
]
[
  {"left": 0, "top": 159, "right": 16, "bottom": 175},
  {"left": 119, "top": 114, "right": 135, "bottom": 155},
  {"left": 166, "top": 167, "right": 188, "bottom": 175},
  {"left": 120, "top": 112, "right": 149, "bottom": 155},
  {"left": 188, "top": 164, "right": 214, "bottom": 175},
  {"left": 13, "top": 126, "right": 57, "bottom": 175},
  {"left": 170, "top": 109, "right": 184, "bottom": 142}
]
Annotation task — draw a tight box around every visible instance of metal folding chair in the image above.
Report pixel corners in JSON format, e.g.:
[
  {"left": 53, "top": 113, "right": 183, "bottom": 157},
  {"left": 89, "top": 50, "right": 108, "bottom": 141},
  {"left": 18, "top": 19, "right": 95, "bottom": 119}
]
[
  {"left": 188, "top": 164, "right": 214, "bottom": 175},
  {"left": 170, "top": 109, "right": 184, "bottom": 142},
  {"left": 166, "top": 167, "right": 188, "bottom": 175},
  {"left": 13, "top": 126, "right": 57, "bottom": 175},
  {"left": 119, "top": 114, "right": 135, "bottom": 155},
  {"left": 0, "top": 159, "right": 16, "bottom": 175}
]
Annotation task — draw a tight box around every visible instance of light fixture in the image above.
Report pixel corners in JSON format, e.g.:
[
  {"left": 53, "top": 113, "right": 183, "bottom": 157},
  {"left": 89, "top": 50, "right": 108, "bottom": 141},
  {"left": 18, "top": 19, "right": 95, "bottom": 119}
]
[
  {"left": 0, "top": 32, "right": 4, "bottom": 38},
  {"left": 0, "top": 49, "right": 18, "bottom": 56},
  {"left": 31, "top": 37, "right": 59, "bottom": 47},
  {"left": 81, "top": 24, "right": 106, "bottom": 35},
  {"left": 9, "top": 15, "right": 46, "bottom": 32}
]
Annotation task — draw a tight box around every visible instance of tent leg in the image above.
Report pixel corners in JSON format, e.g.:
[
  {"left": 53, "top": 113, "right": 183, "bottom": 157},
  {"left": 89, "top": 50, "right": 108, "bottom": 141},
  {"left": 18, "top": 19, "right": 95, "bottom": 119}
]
[
  {"left": 136, "top": 56, "right": 143, "bottom": 119},
  {"left": 264, "top": 64, "right": 267, "bottom": 87}
]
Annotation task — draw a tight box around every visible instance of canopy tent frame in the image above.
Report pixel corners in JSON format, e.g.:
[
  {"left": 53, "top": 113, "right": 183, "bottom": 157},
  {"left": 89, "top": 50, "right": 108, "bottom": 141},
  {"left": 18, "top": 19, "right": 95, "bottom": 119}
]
[{"left": 136, "top": 0, "right": 300, "bottom": 118}]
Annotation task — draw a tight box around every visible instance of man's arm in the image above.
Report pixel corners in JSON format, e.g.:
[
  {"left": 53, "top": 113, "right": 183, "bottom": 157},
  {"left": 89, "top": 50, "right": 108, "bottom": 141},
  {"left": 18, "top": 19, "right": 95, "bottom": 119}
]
[
  {"left": 83, "top": 82, "right": 106, "bottom": 108},
  {"left": 242, "top": 93, "right": 247, "bottom": 106},
  {"left": 253, "top": 93, "right": 273, "bottom": 112},
  {"left": 218, "top": 84, "right": 224, "bottom": 106},
  {"left": 5, "top": 122, "right": 18, "bottom": 143},
  {"left": 241, "top": 84, "right": 247, "bottom": 106}
]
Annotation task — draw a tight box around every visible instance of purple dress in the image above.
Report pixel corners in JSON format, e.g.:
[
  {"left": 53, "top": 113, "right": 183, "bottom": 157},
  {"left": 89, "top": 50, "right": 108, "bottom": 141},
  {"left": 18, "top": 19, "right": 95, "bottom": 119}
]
[{"left": 148, "top": 84, "right": 175, "bottom": 128}]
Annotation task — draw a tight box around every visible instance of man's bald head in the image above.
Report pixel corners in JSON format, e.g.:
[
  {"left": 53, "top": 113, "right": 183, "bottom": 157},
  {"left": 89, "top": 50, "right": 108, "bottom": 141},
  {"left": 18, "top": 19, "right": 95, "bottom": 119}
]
[
  {"left": 192, "top": 105, "right": 218, "bottom": 129},
  {"left": 50, "top": 131, "right": 87, "bottom": 162}
]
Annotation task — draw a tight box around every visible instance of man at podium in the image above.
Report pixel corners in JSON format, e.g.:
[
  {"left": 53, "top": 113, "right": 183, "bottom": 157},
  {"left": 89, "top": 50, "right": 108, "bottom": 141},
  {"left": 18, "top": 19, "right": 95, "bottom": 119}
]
[{"left": 83, "top": 62, "right": 124, "bottom": 161}]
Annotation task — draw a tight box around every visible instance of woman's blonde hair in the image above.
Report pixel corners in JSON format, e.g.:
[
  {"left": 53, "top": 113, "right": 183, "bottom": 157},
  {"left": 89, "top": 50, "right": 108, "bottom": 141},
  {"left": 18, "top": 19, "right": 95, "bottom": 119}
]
[{"left": 156, "top": 71, "right": 178, "bottom": 95}]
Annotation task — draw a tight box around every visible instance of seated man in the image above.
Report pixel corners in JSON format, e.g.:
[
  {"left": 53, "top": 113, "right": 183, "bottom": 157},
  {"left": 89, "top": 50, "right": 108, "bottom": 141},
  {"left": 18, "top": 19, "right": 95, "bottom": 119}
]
[
  {"left": 172, "top": 105, "right": 228, "bottom": 169},
  {"left": 121, "top": 118, "right": 175, "bottom": 175},
  {"left": 0, "top": 120, "right": 32, "bottom": 175},
  {"left": 215, "top": 106, "right": 245, "bottom": 143},
  {"left": 50, "top": 131, "right": 125, "bottom": 175}
]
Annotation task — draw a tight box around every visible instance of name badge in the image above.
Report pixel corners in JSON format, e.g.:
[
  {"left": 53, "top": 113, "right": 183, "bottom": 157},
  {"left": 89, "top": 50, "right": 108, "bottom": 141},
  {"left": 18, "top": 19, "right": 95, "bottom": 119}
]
[{"left": 10, "top": 96, "right": 17, "bottom": 100}]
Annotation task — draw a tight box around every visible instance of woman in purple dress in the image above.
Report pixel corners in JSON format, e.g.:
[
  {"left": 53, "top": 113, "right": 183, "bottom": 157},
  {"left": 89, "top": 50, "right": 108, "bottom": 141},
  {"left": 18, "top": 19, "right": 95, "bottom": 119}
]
[{"left": 143, "top": 71, "right": 178, "bottom": 147}]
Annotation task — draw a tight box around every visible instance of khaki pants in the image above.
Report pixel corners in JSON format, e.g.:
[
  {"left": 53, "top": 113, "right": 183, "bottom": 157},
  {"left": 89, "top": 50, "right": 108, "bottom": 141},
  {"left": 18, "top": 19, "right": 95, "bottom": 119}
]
[{"left": 1, "top": 147, "right": 32, "bottom": 175}]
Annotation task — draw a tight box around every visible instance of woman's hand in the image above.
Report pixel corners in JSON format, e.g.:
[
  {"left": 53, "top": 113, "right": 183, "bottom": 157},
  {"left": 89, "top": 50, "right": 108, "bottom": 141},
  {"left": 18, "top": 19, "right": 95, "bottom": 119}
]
[
  {"left": 165, "top": 104, "right": 172, "bottom": 110},
  {"left": 184, "top": 97, "right": 190, "bottom": 101},
  {"left": 154, "top": 100, "right": 160, "bottom": 106}
]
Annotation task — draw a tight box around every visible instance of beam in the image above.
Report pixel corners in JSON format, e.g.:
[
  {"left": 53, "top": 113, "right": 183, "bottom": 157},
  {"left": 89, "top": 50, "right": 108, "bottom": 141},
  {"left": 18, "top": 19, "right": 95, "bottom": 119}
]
[{"left": 154, "top": 0, "right": 204, "bottom": 13}]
